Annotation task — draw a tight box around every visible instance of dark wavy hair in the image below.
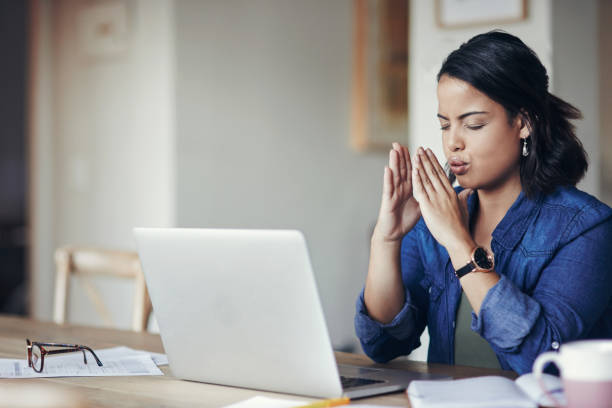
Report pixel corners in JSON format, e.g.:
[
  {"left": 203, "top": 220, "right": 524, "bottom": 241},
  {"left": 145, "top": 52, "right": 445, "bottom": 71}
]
[{"left": 437, "top": 30, "right": 587, "bottom": 198}]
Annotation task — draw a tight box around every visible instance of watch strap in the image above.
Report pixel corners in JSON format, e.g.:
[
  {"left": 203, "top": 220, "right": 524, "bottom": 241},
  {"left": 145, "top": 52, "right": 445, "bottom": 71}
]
[{"left": 455, "top": 261, "right": 475, "bottom": 279}]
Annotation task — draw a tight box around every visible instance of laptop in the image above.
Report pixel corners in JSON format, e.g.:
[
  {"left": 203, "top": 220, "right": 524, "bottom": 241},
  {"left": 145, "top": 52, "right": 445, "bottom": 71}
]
[{"left": 133, "top": 228, "right": 446, "bottom": 399}]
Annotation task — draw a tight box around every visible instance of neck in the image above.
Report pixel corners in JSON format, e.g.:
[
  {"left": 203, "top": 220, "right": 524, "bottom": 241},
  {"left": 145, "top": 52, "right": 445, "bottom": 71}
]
[{"left": 476, "top": 174, "right": 522, "bottom": 223}]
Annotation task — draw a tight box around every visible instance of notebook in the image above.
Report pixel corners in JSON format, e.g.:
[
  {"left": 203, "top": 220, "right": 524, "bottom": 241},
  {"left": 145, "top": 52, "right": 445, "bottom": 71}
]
[
  {"left": 134, "top": 228, "right": 447, "bottom": 399},
  {"left": 406, "top": 372, "right": 565, "bottom": 408}
]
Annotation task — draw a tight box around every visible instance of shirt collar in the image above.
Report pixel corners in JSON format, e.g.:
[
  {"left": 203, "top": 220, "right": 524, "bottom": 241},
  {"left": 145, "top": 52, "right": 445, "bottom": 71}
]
[{"left": 467, "top": 189, "right": 543, "bottom": 250}]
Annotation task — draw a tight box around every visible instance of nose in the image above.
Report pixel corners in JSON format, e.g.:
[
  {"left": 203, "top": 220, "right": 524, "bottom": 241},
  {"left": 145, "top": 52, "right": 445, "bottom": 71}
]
[{"left": 445, "top": 126, "right": 464, "bottom": 152}]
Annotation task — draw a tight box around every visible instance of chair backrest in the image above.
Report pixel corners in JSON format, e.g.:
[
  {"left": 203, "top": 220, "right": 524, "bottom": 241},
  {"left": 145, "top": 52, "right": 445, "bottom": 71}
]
[{"left": 53, "top": 246, "right": 152, "bottom": 332}]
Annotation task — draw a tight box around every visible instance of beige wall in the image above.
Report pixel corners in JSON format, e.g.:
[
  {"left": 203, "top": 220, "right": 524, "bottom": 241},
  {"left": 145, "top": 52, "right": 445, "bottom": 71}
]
[
  {"left": 30, "top": 0, "right": 176, "bottom": 326},
  {"left": 29, "top": 0, "right": 606, "bottom": 355},
  {"left": 174, "top": 0, "right": 377, "bottom": 351},
  {"left": 552, "top": 0, "right": 600, "bottom": 196},
  {"left": 173, "top": 0, "right": 556, "bottom": 356}
]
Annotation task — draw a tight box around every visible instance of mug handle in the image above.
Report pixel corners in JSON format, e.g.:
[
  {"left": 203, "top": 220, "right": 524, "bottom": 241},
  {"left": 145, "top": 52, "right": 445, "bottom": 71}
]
[{"left": 532, "top": 351, "right": 565, "bottom": 408}]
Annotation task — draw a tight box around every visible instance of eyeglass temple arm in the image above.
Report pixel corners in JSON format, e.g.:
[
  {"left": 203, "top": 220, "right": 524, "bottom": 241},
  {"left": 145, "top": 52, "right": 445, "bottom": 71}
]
[
  {"left": 32, "top": 342, "right": 81, "bottom": 348},
  {"left": 80, "top": 346, "right": 103, "bottom": 366},
  {"left": 44, "top": 347, "right": 104, "bottom": 366}
]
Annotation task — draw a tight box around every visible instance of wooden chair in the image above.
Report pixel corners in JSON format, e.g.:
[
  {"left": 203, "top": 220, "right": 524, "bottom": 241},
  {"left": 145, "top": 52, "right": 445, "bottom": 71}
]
[{"left": 53, "top": 246, "right": 152, "bottom": 332}]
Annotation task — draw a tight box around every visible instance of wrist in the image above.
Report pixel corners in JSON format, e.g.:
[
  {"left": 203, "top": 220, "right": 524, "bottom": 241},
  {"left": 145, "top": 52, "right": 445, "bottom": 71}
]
[
  {"left": 446, "top": 236, "right": 476, "bottom": 270},
  {"left": 371, "top": 233, "right": 402, "bottom": 250},
  {"left": 371, "top": 224, "right": 403, "bottom": 246}
]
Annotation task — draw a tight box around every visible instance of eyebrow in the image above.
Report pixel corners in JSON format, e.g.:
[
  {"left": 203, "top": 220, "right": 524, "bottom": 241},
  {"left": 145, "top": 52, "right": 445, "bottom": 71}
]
[{"left": 437, "top": 111, "right": 489, "bottom": 120}]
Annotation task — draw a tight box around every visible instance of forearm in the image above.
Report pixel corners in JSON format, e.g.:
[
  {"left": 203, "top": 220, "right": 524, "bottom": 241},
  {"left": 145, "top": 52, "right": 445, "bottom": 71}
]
[
  {"left": 471, "top": 270, "right": 610, "bottom": 374},
  {"left": 459, "top": 271, "right": 500, "bottom": 314},
  {"left": 446, "top": 237, "right": 500, "bottom": 315},
  {"left": 364, "top": 233, "right": 405, "bottom": 324}
]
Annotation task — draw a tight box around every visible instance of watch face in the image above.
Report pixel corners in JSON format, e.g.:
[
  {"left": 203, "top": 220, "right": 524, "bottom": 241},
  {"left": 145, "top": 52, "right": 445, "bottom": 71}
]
[{"left": 473, "top": 247, "right": 493, "bottom": 270}]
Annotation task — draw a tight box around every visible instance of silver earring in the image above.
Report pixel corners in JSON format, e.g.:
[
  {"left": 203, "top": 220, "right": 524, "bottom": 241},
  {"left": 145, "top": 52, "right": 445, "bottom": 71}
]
[{"left": 522, "top": 138, "right": 529, "bottom": 157}]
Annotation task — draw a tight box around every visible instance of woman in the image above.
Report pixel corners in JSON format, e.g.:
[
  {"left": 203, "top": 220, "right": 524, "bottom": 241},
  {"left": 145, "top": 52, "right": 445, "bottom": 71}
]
[{"left": 354, "top": 31, "right": 612, "bottom": 374}]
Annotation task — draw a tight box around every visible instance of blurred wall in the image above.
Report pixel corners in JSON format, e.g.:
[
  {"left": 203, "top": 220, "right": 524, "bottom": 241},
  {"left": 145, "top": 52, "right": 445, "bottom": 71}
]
[
  {"left": 29, "top": 0, "right": 604, "bottom": 355},
  {"left": 173, "top": 0, "right": 561, "bottom": 354},
  {"left": 30, "top": 0, "right": 175, "bottom": 326},
  {"left": 552, "top": 0, "right": 600, "bottom": 196},
  {"left": 174, "top": 0, "right": 384, "bottom": 351}
]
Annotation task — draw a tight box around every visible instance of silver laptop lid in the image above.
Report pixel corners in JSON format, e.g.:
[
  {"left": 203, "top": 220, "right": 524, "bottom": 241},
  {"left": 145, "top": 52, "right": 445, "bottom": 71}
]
[{"left": 134, "top": 228, "right": 343, "bottom": 398}]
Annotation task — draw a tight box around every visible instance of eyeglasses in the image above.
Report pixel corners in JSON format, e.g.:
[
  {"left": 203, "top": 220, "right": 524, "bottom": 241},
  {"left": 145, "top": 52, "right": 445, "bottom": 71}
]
[{"left": 26, "top": 339, "right": 103, "bottom": 373}]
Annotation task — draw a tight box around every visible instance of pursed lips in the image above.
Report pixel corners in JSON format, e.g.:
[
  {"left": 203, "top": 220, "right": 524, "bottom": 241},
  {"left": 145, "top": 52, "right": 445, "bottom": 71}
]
[{"left": 448, "top": 157, "right": 469, "bottom": 175}]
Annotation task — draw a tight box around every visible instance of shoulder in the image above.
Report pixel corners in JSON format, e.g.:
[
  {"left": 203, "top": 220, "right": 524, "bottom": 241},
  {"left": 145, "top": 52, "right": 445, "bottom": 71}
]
[
  {"left": 541, "top": 186, "right": 609, "bottom": 210},
  {"left": 538, "top": 186, "right": 612, "bottom": 243}
]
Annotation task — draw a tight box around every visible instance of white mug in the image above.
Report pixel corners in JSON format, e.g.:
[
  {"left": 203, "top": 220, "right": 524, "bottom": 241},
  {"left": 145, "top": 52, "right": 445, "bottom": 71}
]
[{"left": 533, "top": 339, "right": 612, "bottom": 408}]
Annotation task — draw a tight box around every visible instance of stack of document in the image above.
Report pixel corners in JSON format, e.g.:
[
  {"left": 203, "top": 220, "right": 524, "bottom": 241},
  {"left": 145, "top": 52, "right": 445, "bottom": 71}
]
[{"left": 0, "top": 346, "right": 167, "bottom": 378}]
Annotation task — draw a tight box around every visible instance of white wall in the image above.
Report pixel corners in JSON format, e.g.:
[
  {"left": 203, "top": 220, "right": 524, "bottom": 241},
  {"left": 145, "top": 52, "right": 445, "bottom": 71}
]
[
  {"left": 30, "top": 0, "right": 175, "bottom": 327},
  {"left": 174, "top": 0, "right": 385, "bottom": 351},
  {"left": 172, "top": 0, "right": 563, "bottom": 355},
  {"left": 552, "top": 0, "right": 600, "bottom": 196},
  {"left": 30, "top": 0, "right": 602, "bottom": 355},
  {"left": 600, "top": 0, "right": 612, "bottom": 206}
]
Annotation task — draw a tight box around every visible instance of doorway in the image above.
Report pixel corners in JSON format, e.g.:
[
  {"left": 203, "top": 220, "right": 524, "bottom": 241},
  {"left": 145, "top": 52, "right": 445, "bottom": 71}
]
[{"left": 0, "top": 1, "right": 28, "bottom": 315}]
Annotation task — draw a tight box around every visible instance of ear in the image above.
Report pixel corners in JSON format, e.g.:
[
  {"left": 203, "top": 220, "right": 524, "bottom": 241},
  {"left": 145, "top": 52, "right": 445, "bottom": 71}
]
[{"left": 516, "top": 110, "right": 531, "bottom": 141}]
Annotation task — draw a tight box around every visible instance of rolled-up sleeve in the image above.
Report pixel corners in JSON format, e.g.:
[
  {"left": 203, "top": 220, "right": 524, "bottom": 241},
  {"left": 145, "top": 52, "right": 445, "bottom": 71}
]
[
  {"left": 355, "top": 287, "right": 419, "bottom": 342},
  {"left": 354, "top": 225, "right": 428, "bottom": 363},
  {"left": 472, "top": 214, "right": 612, "bottom": 374},
  {"left": 471, "top": 276, "right": 541, "bottom": 351}
]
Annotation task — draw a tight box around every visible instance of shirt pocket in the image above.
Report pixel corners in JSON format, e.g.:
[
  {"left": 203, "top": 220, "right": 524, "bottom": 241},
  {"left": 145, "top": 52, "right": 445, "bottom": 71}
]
[{"left": 419, "top": 275, "right": 443, "bottom": 302}]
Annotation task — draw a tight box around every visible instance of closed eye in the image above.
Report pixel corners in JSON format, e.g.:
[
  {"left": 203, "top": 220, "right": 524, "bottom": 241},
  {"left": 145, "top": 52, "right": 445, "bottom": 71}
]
[{"left": 466, "top": 124, "right": 486, "bottom": 130}]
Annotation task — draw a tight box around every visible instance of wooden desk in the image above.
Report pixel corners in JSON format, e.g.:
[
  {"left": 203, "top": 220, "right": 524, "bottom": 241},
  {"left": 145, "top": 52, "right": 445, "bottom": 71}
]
[{"left": 0, "top": 315, "right": 517, "bottom": 407}]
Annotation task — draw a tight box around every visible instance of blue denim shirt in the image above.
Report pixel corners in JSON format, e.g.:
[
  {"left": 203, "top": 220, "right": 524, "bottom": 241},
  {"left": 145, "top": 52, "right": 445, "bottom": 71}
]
[{"left": 355, "top": 186, "right": 612, "bottom": 374}]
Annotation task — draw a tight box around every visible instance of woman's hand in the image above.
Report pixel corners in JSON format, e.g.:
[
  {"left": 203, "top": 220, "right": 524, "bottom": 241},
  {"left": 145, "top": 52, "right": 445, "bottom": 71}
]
[
  {"left": 411, "top": 147, "right": 473, "bottom": 253},
  {"left": 373, "top": 143, "right": 421, "bottom": 243}
]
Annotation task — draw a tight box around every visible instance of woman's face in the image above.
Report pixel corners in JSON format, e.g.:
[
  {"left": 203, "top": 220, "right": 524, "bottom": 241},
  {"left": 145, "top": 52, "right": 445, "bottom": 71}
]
[{"left": 436, "top": 74, "right": 529, "bottom": 192}]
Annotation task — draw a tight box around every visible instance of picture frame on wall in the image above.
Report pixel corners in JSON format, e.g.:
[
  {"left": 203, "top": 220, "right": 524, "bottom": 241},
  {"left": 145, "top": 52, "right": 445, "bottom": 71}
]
[
  {"left": 351, "top": 0, "right": 409, "bottom": 152},
  {"left": 77, "top": 1, "right": 130, "bottom": 58},
  {"left": 436, "top": 0, "right": 527, "bottom": 28}
]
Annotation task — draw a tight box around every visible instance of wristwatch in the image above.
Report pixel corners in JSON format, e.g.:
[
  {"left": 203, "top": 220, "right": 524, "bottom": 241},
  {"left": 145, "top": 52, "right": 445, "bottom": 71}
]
[{"left": 454, "top": 247, "right": 495, "bottom": 279}]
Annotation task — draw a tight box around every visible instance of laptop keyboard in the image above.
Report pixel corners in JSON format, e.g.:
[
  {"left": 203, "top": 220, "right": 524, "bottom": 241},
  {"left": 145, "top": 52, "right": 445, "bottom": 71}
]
[{"left": 340, "top": 375, "right": 385, "bottom": 389}]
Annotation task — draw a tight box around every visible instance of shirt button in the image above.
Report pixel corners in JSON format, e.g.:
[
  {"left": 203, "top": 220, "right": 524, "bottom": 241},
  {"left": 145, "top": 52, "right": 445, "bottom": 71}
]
[
  {"left": 552, "top": 341, "right": 560, "bottom": 350},
  {"left": 428, "top": 287, "right": 432, "bottom": 294},
  {"left": 452, "top": 321, "right": 456, "bottom": 328}
]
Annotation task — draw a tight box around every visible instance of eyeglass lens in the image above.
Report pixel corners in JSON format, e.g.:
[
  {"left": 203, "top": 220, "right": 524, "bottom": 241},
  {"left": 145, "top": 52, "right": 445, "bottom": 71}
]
[{"left": 31, "top": 344, "right": 43, "bottom": 372}]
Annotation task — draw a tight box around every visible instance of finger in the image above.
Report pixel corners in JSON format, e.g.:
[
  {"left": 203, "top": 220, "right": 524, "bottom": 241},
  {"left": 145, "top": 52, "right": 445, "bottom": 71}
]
[
  {"left": 457, "top": 188, "right": 473, "bottom": 205},
  {"left": 402, "top": 145, "right": 412, "bottom": 179},
  {"left": 415, "top": 148, "right": 442, "bottom": 196},
  {"left": 382, "top": 166, "right": 394, "bottom": 199},
  {"left": 389, "top": 149, "right": 401, "bottom": 190},
  {"left": 426, "top": 148, "right": 455, "bottom": 195},
  {"left": 398, "top": 143, "right": 412, "bottom": 186},
  {"left": 411, "top": 165, "right": 429, "bottom": 204},
  {"left": 457, "top": 188, "right": 474, "bottom": 222},
  {"left": 457, "top": 188, "right": 474, "bottom": 208},
  {"left": 393, "top": 142, "right": 407, "bottom": 182}
]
